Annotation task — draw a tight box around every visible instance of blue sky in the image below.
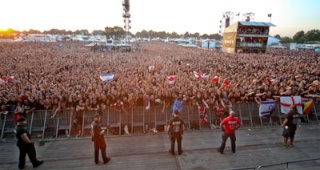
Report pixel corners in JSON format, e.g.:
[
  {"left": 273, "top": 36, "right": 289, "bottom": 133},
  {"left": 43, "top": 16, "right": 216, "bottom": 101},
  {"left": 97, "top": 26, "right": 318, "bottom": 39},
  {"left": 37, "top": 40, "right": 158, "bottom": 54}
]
[{"left": 1, "top": 0, "right": 319, "bottom": 37}]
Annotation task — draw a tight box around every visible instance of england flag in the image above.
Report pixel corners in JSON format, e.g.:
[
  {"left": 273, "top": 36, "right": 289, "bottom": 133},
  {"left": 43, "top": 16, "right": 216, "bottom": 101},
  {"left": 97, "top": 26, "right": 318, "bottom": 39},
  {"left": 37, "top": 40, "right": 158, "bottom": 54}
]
[
  {"left": 167, "top": 75, "right": 176, "bottom": 85},
  {"left": 280, "top": 96, "right": 303, "bottom": 114}
]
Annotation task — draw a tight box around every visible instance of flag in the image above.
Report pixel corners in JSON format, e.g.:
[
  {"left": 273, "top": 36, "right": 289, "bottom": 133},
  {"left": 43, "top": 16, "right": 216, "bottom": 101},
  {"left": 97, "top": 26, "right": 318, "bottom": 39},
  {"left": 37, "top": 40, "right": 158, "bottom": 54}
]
[
  {"left": 193, "top": 71, "right": 209, "bottom": 78},
  {"left": 268, "top": 13, "right": 272, "bottom": 17},
  {"left": 303, "top": 100, "right": 314, "bottom": 114},
  {"left": 270, "top": 79, "right": 278, "bottom": 85},
  {"left": 280, "top": 96, "right": 303, "bottom": 114},
  {"left": 147, "top": 65, "right": 156, "bottom": 72},
  {"left": 259, "top": 100, "right": 276, "bottom": 117},
  {"left": 99, "top": 74, "right": 115, "bottom": 82},
  {"left": 220, "top": 79, "right": 229, "bottom": 90},
  {"left": 199, "top": 106, "right": 208, "bottom": 125},
  {"left": 6, "top": 76, "right": 14, "bottom": 83},
  {"left": 0, "top": 78, "right": 5, "bottom": 84},
  {"left": 167, "top": 75, "right": 175, "bottom": 85},
  {"left": 212, "top": 76, "right": 219, "bottom": 83}
]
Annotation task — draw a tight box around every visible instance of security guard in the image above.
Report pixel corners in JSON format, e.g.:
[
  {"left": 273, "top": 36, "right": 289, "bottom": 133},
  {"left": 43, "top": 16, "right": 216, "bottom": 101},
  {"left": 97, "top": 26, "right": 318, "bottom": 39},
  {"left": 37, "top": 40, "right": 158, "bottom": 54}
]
[
  {"left": 15, "top": 117, "right": 43, "bottom": 169},
  {"left": 167, "top": 110, "right": 185, "bottom": 155},
  {"left": 217, "top": 111, "right": 241, "bottom": 154},
  {"left": 91, "top": 114, "right": 111, "bottom": 164}
]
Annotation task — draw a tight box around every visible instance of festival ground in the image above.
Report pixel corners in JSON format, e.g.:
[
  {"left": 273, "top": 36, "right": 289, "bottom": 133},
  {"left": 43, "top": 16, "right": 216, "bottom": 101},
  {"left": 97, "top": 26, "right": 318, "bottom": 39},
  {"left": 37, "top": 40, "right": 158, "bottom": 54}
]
[{"left": 1, "top": 123, "right": 320, "bottom": 170}]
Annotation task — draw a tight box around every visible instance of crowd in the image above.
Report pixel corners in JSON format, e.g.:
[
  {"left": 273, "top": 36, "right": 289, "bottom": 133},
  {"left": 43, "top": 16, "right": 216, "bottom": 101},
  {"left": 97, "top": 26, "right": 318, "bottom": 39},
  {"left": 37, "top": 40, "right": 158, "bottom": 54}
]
[{"left": 0, "top": 42, "right": 319, "bottom": 123}]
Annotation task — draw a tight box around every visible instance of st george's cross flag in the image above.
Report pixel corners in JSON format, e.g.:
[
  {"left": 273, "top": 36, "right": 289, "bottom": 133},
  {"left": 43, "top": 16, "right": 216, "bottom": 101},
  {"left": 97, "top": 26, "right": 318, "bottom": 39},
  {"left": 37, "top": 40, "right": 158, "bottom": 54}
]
[
  {"left": 193, "top": 71, "right": 209, "bottom": 78},
  {"left": 167, "top": 75, "right": 176, "bottom": 85},
  {"left": 280, "top": 96, "right": 303, "bottom": 114},
  {"left": 99, "top": 74, "right": 115, "bottom": 82},
  {"left": 259, "top": 100, "right": 276, "bottom": 117},
  {"left": 212, "top": 76, "right": 219, "bottom": 83}
]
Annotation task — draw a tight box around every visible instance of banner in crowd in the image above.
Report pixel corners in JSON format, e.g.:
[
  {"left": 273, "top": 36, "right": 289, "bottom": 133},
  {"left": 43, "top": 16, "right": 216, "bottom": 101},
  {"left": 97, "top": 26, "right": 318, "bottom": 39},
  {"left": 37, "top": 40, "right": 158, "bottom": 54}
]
[
  {"left": 193, "top": 71, "right": 209, "bottom": 78},
  {"left": 259, "top": 100, "right": 276, "bottom": 117},
  {"left": 167, "top": 75, "right": 176, "bottom": 85},
  {"left": 147, "top": 65, "right": 156, "bottom": 72},
  {"left": 0, "top": 78, "right": 4, "bottom": 84},
  {"left": 280, "top": 96, "right": 303, "bottom": 114},
  {"left": 0, "top": 76, "right": 14, "bottom": 84},
  {"left": 198, "top": 107, "right": 208, "bottom": 125},
  {"left": 303, "top": 99, "right": 314, "bottom": 114},
  {"left": 99, "top": 74, "right": 115, "bottom": 82},
  {"left": 220, "top": 79, "right": 229, "bottom": 90},
  {"left": 212, "top": 76, "right": 219, "bottom": 83}
]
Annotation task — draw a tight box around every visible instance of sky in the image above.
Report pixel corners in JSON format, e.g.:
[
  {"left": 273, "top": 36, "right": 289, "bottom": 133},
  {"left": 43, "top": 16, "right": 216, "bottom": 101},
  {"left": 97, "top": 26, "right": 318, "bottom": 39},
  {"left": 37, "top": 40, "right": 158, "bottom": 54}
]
[{"left": 1, "top": 0, "right": 319, "bottom": 37}]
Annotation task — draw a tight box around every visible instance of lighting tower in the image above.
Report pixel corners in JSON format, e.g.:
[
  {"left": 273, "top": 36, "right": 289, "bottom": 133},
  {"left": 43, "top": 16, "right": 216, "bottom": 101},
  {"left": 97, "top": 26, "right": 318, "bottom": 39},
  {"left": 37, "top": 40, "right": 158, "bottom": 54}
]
[
  {"left": 122, "top": 0, "right": 131, "bottom": 43},
  {"left": 219, "top": 11, "right": 234, "bottom": 36},
  {"left": 242, "top": 12, "right": 255, "bottom": 22}
]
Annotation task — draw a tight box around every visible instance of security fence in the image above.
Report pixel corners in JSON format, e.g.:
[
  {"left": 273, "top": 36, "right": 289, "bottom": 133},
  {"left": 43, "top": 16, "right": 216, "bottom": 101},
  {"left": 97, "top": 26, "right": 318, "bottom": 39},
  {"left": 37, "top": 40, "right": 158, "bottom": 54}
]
[{"left": 1, "top": 101, "right": 319, "bottom": 141}]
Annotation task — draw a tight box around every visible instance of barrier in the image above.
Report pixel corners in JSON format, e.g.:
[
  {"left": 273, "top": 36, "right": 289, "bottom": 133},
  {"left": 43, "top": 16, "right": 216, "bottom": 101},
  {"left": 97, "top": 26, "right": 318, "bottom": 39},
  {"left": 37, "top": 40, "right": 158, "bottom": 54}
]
[
  {"left": 256, "top": 157, "right": 320, "bottom": 169},
  {"left": 1, "top": 112, "right": 16, "bottom": 141},
  {"left": 1, "top": 101, "right": 320, "bottom": 141},
  {"left": 0, "top": 113, "right": 4, "bottom": 140}
]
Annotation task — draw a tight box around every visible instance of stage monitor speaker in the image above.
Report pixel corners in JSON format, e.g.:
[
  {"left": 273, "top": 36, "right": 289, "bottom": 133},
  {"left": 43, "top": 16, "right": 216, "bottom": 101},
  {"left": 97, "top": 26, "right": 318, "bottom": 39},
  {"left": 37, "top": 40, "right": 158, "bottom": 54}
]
[{"left": 225, "top": 17, "right": 230, "bottom": 27}]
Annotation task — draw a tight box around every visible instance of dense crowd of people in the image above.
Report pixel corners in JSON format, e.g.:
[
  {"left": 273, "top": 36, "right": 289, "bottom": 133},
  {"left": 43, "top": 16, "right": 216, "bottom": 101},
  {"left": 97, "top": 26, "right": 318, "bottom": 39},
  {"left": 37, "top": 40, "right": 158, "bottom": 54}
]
[{"left": 0, "top": 42, "right": 319, "bottom": 123}]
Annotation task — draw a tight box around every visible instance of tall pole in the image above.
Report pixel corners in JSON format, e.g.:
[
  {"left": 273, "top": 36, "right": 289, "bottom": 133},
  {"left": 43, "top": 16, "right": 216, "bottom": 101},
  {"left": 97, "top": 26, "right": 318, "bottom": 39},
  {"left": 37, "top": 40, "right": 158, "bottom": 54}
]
[{"left": 122, "top": 0, "right": 131, "bottom": 44}]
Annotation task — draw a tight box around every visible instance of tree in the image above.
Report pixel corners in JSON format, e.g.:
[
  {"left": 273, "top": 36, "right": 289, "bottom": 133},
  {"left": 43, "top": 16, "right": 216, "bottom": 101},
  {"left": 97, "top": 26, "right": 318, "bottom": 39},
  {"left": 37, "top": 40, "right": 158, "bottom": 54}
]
[
  {"left": 293, "top": 31, "right": 304, "bottom": 43},
  {"left": 274, "top": 34, "right": 281, "bottom": 39},
  {"left": 43, "top": 29, "right": 67, "bottom": 35},
  {"left": 92, "top": 30, "right": 105, "bottom": 35},
  {"left": 194, "top": 32, "right": 200, "bottom": 39},
  {"left": 280, "top": 36, "right": 294, "bottom": 43},
  {"left": 28, "top": 29, "right": 41, "bottom": 34},
  {"left": 201, "top": 34, "right": 209, "bottom": 39},
  {"left": 171, "top": 32, "right": 179, "bottom": 38},
  {"left": 105, "top": 26, "right": 126, "bottom": 38},
  {"left": 303, "top": 29, "right": 320, "bottom": 42},
  {"left": 208, "top": 33, "right": 221, "bottom": 40},
  {"left": 184, "top": 32, "right": 190, "bottom": 38}
]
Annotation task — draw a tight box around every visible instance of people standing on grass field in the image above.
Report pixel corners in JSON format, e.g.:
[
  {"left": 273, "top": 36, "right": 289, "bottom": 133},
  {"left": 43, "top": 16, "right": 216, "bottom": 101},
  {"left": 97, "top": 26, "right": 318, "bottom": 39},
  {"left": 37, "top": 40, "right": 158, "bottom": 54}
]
[
  {"left": 217, "top": 110, "right": 241, "bottom": 154},
  {"left": 281, "top": 104, "right": 300, "bottom": 147}
]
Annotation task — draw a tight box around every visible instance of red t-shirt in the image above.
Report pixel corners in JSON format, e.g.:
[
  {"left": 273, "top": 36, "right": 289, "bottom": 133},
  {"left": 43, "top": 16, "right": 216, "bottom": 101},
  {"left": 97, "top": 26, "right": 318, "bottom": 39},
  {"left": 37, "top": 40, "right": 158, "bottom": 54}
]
[{"left": 220, "top": 116, "right": 241, "bottom": 134}]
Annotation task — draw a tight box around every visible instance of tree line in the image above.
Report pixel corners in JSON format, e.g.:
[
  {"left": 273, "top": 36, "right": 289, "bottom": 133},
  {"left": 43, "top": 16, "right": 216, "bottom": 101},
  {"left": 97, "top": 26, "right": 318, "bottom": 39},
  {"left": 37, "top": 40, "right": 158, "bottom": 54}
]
[
  {"left": 275, "top": 29, "right": 320, "bottom": 44},
  {"left": 1, "top": 26, "right": 320, "bottom": 43},
  {"left": 0, "top": 27, "right": 221, "bottom": 40}
]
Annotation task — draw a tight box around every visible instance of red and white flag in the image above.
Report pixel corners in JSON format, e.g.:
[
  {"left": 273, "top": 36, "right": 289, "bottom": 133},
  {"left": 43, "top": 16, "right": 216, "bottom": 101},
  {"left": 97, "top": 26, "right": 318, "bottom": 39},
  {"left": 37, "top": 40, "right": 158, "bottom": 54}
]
[
  {"left": 199, "top": 106, "right": 208, "bottom": 125},
  {"left": 147, "top": 65, "right": 156, "bottom": 72},
  {"left": 7, "top": 76, "right": 14, "bottom": 83},
  {"left": 280, "top": 96, "right": 303, "bottom": 114},
  {"left": 212, "top": 76, "right": 219, "bottom": 83},
  {"left": 167, "top": 75, "right": 176, "bottom": 85},
  {"left": 220, "top": 79, "right": 229, "bottom": 89},
  {"left": 194, "top": 71, "right": 209, "bottom": 78},
  {"left": 0, "top": 78, "right": 5, "bottom": 84}
]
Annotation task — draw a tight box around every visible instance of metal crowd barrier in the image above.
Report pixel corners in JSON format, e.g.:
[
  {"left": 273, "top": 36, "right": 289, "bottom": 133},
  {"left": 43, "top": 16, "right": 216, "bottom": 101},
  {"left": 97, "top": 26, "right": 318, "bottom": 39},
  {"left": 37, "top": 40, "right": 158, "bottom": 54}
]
[{"left": 1, "top": 101, "right": 319, "bottom": 141}]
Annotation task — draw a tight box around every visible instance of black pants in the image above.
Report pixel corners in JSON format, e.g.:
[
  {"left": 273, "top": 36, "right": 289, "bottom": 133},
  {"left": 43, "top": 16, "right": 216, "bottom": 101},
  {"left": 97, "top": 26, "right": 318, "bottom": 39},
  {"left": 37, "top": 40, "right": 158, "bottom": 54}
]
[
  {"left": 94, "top": 141, "right": 108, "bottom": 163},
  {"left": 219, "top": 132, "right": 236, "bottom": 153},
  {"left": 17, "top": 144, "right": 39, "bottom": 169},
  {"left": 170, "top": 133, "right": 182, "bottom": 153}
]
